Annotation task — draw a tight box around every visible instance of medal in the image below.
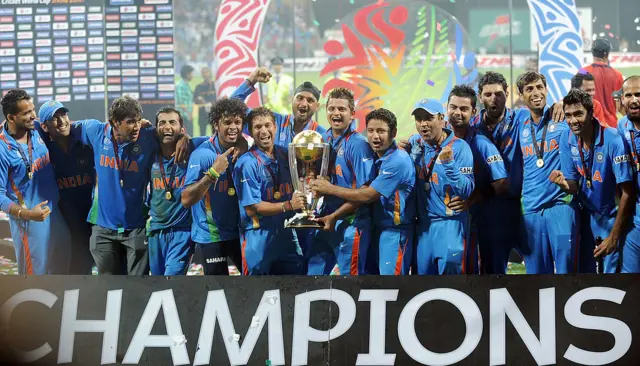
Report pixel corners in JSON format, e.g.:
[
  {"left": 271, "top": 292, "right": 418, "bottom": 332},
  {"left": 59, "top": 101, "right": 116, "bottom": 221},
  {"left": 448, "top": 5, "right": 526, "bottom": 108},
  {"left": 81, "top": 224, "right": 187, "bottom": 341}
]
[
  {"left": 530, "top": 121, "right": 549, "bottom": 171},
  {"left": 424, "top": 182, "right": 431, "bottom": 191},
  {"left": 274, "top": 191, "right": 281, "bottom": 200},
  {"left": 120, "top": 179, "right": 124, "bottom": 187},
  {"left": 586, "top": 180, "right": 592, "bottom": 189},
  {"left": 228, "top": 188, "right": 236, "bottom": 196},
  {"left": 165, "top": 191, "right": 172, "bottom": 200},
  {"left": 28, "top": 171, "right": 33, "bottom": 180},
  {"left": 637, "top": 163, "right": 640, "bottom": 172}
]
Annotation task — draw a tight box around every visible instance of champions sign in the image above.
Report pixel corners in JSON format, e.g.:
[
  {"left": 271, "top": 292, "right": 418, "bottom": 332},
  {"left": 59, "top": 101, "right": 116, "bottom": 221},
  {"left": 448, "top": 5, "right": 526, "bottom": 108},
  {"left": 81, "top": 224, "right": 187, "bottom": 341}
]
[{"left": 0, "top": 275, "right": 638, "bottom": 365}]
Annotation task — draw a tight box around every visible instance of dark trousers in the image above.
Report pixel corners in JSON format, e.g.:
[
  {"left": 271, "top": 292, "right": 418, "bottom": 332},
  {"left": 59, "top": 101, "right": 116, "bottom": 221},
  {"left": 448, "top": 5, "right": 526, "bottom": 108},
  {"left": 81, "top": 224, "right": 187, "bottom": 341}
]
[
  {"left": 194, "top": 239, "right": 242, "bottom": 275},
  {"left": 90, "top": 226, "right": 149, "bottom": 275},
  {"left": 59, "top": 201, "right": 94, "bottom": 275}
]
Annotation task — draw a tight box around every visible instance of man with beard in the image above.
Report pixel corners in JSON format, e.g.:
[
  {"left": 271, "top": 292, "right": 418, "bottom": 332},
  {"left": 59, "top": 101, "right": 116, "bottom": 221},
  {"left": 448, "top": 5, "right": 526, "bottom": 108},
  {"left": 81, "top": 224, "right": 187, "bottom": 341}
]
[
  {"left": 571, "top": 72, "right": 606, "bottom": 125},
  {"left": 444, "top": 85, "right": 509, "bottom": 275},
  {"left": 0, "top": 89, "right": 71, "bottom": 274},
  {"left": 37, "top": 100, "right": 95, "bottom": 275},
  {"left": 147, "top": 107, "right": 200, "bottom": 276},
  {"left": 182, "top": 98, "right": 247, "bottom": 275},
  {"left": 71, "top": 96, "right": 193, "bottom": 275},
  {"left": 232, "top": 67, "right": 325, "bottom": 146},
  {"left": 406, "top": 99, "right": 475, "bottom": 275},
  {"left": 616, "top": 75, "right": 640, "bottom": 273},
  {"left": 306, "top": 88, "right": 376, "bottom": 275},
  {"left": 468, "top": 72, "right": 528, "bottom": 274},
  {"left": 310, "top": 108, "right": 416, "bottom": 275},
  {"left": 233, "top": 107, "right": 306, "bottom": 275},
  {"left": 550, "top": 89, "right": 634, "bottom": 273},
  {"left": 517, "top": 72, "right": 579, "bottom": 274}
]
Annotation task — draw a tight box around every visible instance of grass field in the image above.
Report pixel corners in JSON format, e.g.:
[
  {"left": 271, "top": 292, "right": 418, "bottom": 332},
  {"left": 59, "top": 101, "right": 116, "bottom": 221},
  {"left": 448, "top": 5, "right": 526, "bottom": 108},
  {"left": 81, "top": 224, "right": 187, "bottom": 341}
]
[{"left": 183, "top": 66, "right": 640, "bottom": 138}]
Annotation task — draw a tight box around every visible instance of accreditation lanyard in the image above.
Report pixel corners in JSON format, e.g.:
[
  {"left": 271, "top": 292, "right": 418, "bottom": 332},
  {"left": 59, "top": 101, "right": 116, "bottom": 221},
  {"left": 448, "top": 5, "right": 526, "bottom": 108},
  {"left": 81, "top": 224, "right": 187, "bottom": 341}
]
[
  {"left": 421, "top": 141, "right": 442, "bottom": 190},
  {"left": 211, "top": 136, "right": 236, "bottom": 195},
  {"left": 111, "top": 130, "right": 125, "bottom": 187},
  {"left": 578, "top": 123, "right": 599, "bottom": 189},
  {"left": 251, "top": 148, "right": 282, "bottom": 200},
  {"left": 630, "top": 130, "right": 640, "bottom": 172},
  {"left": 156, "top": 152, "right": 177, "bottom": 200},
  {"left": 530, "top": 120, "right": 549, "bottom": 165},
  {"left": 12, "top": 132, "right": 33, "bottom": 180}
]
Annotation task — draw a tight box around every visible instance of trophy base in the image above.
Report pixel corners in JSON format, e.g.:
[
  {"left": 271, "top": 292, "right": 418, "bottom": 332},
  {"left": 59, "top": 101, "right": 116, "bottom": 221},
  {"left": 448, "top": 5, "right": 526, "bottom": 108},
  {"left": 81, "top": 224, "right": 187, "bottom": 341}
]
[{"left": 285, "top": 214, "right": 323, "bottom": 229}]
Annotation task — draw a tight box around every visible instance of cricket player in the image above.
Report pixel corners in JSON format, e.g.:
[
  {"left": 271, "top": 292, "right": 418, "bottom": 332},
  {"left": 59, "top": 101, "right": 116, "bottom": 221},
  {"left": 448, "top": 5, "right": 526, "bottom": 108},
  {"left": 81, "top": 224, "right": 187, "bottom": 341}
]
[
  {"left": 71, "top": 96, "right": 193, "bottom": 275},
  {"left": 147, "top": 107, "right": 196, "bottom": 275},
  {"left": 616, "top": 75, "right": 640, "bottom": 273},
  {"left": 469, "top": 72, "right": 529, "bottom": 274},
  {"left": 407, "top": 99, "right": 475, "bottom": 275},
  {"left": 445, "top": 85, "right": 509, "bottom": 275},
  {"left": 517, "top": 72, "right": 579, "bottom": 274},
  {"left": 0, "top": 89, "right": 71, "bottom": 274},
  {"left": 37, "top": 100, "right": 95, "bottom": 274},
  {"left": 550, "top": 89, "right": 634, "bottom": 273},
  {"left": 182, "top": 98, "right": 248, "bottom": 275},
  {"left": 306, "top": 87, "right": 376, "bottom": 276},
  {"left": 233, "top": 107, "right": 306, "bottom": 275},
  {"left": 231, "top": 67, "right": 326, "bottom": 259},
  {"left": 571, "top": 72, "right": 607, "bottom": 125},
  {"left": 310, "top": 108, "right": 415, "bottom": 275}
]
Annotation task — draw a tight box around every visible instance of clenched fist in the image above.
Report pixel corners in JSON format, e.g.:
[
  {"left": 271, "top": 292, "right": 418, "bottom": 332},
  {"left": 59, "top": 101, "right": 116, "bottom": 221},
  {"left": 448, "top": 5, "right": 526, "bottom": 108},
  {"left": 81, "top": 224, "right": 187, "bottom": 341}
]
[
  {"left": 290, "top": 191, "right": 306, "bottom": 211},
  {"left": 438, "top": 146, "right": 454, "bottom": 163},
  {"left": 248, "top": 67, "right": 272, "bottom": 85},
  {"left": 548, "top": 170, "right": 566, "bottom": 186}
]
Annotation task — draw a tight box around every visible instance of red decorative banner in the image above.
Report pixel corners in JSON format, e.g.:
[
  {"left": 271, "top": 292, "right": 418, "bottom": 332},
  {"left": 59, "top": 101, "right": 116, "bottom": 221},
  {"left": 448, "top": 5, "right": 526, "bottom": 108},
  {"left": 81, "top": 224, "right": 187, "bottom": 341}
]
[{"left": 214, "top": 0, "right": 271, "bottom": 108}]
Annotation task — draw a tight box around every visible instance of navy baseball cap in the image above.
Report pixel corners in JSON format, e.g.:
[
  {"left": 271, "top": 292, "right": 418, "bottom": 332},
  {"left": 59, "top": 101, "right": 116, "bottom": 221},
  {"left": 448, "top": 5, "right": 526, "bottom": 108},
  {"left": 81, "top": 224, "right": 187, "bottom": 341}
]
[
  {"left": 38, "top": 100, "right": 69, "bottom": 123},
  {"left": 412, "top": 99, "right": 444, "bottom": 115},
  {"left": 592, "top": 38, "right": 612, "bottom": 55}
]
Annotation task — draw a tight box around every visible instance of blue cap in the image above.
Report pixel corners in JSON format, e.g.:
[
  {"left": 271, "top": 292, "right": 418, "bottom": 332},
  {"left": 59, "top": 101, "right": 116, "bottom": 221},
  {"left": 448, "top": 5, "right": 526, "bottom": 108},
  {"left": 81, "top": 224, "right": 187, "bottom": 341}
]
[
  {"left": 38, "top": 100, "right": 69, "bottom": 123},
  {"left": 413, "top": 99, "right": 444, "bottom": 115}
]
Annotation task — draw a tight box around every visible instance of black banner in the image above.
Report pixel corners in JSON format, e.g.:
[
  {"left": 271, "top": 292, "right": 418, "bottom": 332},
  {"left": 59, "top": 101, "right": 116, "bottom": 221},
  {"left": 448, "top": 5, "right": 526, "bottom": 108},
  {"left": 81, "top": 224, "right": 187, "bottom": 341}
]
[{"left": 0, "top": 275, "right": 639, "bottom": 365}]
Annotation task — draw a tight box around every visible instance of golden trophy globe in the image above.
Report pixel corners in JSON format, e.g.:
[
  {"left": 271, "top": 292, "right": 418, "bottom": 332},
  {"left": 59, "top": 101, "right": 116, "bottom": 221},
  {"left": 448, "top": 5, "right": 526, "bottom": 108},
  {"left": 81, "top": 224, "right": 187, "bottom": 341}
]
[{"left": 285, "top": 130, "right": 330, "bottom": 228}]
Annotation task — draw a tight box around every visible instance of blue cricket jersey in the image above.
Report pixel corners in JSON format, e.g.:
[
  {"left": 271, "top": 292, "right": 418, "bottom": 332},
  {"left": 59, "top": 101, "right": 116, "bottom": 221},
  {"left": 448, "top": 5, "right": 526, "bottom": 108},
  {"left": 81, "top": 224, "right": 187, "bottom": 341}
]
[
  {"left": 560, "top": 121, "right": 632, "bottom": 217},
  {"left": 519, "top": 107, "right": 573, "bottom": 213},
  {"left": 471, "top": 107, "right": 527, "bottom": 197},
  {"left": 148, "top": 153, "right": 191, "bottom": 232},
  {"left": 462, "top": 128, "right": 508, "bottom": 193},
  {"left": 71, "top": 119, "right": 159, "bottom": 230},
  {"left": 370, "top": 142, "right": 416, "bottom": 229},
  {"left": 409, "top": 129, "right": 475, "bottom": 221},
  {"left": 184, "top": 135, "right": 239, "bottom": 243},
  {"left": 0, "top": 127, "right": 58, "bottom": 212},
  {"left": 617, "top": 116, "right": 640, "bottom": 227},
  {"left": 35, "top": 122, "right": 95, "bottom": 214},
  {"left": 233, "top": 145, "right": 296, "bottom": 231},
  {"left": 231, "top": 80, "right": 326, "bottom": 146},
  {"left": 320, "top": 125, "right": 376, "bottom": 223}
]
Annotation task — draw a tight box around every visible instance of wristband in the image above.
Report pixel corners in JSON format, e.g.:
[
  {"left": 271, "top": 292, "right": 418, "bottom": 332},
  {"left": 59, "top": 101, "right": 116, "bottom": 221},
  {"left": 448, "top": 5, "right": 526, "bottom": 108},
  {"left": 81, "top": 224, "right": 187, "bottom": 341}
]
[{"left": 208, "top": 167, "right": 220, "bottom": 179}]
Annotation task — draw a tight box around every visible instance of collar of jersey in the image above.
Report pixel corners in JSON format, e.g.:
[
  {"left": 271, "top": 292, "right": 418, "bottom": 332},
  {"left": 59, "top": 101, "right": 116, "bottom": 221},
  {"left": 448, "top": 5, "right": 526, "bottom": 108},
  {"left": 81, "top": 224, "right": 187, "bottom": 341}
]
[
  {"left": 377, "top": 140, "right": 398, "bottom": 161},
  {"left": 250, "top": 145, "right": 278, "bottom": 165},
  {"left": 422, "top": 128, "right": 454, "bottom": 151},
  {"left": 326, "top": 123, "right": 354, "bottom": 142},
  {"left": 620, "top": 116, "right": 635, "bottom": 132},
  {"left": 569, "top": 119, "right": 606, "bottom": 148},
  {"left": 479, "top": 107, "right": 511, "bottom": 130}
]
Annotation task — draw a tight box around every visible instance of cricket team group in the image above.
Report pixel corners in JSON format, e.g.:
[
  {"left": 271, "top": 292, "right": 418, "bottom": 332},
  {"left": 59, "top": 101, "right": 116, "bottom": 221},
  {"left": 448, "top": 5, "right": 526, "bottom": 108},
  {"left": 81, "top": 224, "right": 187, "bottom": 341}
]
[{"left": 2, "top": 66, "right": 640, "bottom": 276}]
